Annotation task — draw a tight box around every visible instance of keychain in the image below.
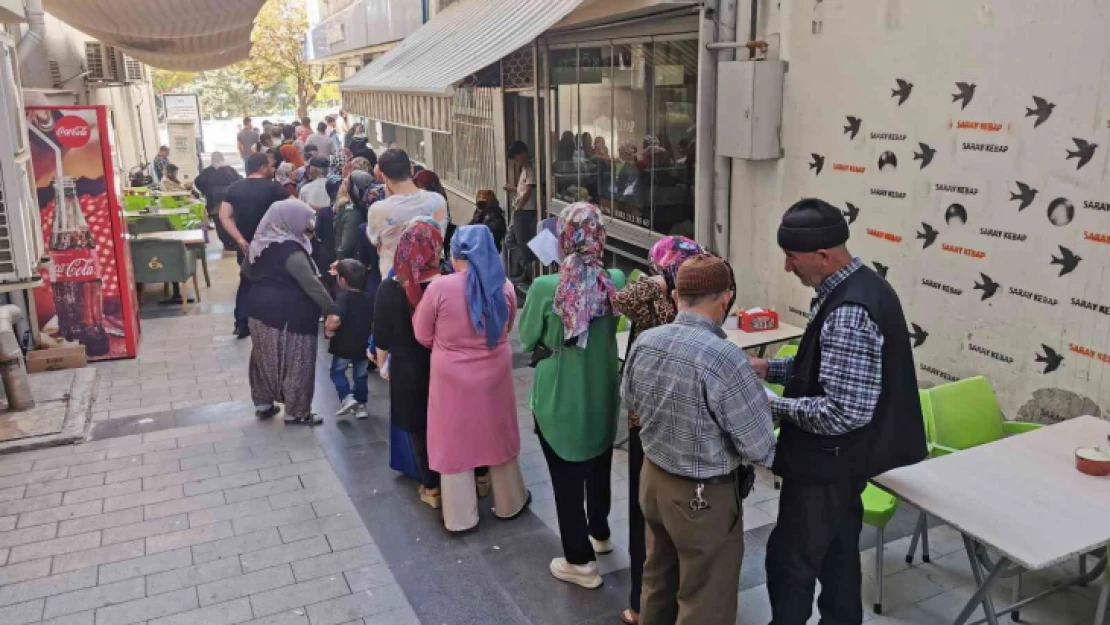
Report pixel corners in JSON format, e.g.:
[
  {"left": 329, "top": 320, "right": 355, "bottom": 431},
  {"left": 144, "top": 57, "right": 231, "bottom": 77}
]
[{"left": 689, "top": 482, "right": 710, "bottom": 511}]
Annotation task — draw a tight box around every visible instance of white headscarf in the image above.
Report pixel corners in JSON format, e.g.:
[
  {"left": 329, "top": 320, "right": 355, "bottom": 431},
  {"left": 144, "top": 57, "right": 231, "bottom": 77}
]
[
  {"left": 209, "top": 151, "right": 225, "bottom": 167},
  {"left": 248, "top": 199, "right": 314, "bottom": 263}
]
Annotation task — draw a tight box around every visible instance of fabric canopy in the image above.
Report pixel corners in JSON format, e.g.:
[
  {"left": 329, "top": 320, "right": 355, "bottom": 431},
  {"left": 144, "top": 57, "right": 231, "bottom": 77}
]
[
  {"left": 341, "top": 0, "right": 587, "bottom": 97},
  {"left": 43, "top": 0, "right": 266, "bottom": 71}
]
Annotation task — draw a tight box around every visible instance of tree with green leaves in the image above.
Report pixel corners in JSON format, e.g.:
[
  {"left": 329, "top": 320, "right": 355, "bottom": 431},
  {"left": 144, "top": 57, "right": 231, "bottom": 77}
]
[{"left": 242, "top": 0, "right": 337, "bottom": 118}]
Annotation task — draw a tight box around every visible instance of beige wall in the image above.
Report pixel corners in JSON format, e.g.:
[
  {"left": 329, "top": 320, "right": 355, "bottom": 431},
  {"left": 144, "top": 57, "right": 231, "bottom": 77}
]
[{"left": 728, "top": 0, "right": 1110, "bottom": 423}]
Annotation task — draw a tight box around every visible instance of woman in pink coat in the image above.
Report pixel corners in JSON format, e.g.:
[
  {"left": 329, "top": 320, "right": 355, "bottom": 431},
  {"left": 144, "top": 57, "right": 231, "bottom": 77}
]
[{"left": 414, "top": 225, "right": 530, "bottom": 532}]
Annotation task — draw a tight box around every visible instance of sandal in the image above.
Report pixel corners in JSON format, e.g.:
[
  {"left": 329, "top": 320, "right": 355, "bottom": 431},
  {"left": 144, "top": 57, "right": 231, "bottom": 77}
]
[
  {"left": 419, "top": 487, "right": 442, "bottom": 509},
  {"left": 493, "top": 490, "right": 532, "bottom": 521},
  {"left": 255, "top": 405, "right": 280, "bottom": 420},
  {"left": 620, "top": 609, "right": 639, "bottom": 625},
  {"left": 476, "top": 475, "right": 491, "bottom": 498},
  {"left": 284, "top": 414, "right": 323, "bottom": 426}
]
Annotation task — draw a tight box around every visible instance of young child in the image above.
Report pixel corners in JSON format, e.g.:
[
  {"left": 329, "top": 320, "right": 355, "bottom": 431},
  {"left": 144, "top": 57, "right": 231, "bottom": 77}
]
[{"left": 327, "top": 259, "right": 374, "bottom": 419}]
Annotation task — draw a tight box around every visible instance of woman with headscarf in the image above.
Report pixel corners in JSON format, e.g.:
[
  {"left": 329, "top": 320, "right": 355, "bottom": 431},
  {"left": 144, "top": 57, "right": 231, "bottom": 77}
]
[
  {"left": 274, "top": 162, "right": 297, "bottom": 196},
  {"left": 242, "top": 199, "right": 338, "bottom": 425},
  {"left": 519, "top": 203, "right": 626, "bottom": 589},
  {"left": 333, "top": 159, "right": 377, "bottom": 262},
  {"left": 468, "top": 190, "right": 507, "bottom": 252},
  {"left": 613, "top": 235, "right": 705, "bottom": 625},
  {"left": 413, "top": 225, "right": 529, "bottom": 531},
  {"left": 374, "top": 219, "right": 449, "bottom": 508}
]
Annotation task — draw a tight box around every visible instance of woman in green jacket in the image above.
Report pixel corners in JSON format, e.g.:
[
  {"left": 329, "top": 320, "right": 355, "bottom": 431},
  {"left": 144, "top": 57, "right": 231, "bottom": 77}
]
[{"left": 519, "top": 203, "right": 625, "bottom": 590}]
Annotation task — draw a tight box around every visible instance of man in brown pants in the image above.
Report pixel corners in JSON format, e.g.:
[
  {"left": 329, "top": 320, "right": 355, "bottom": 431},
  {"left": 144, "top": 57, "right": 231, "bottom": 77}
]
[{"left": 621, "top": 255, "right": 777, "bottom": 625}]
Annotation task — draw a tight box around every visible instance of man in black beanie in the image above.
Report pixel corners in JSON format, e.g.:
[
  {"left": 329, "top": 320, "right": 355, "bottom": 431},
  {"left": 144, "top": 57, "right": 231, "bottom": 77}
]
[{"left": 750, "top": 198, "right": 926, "bottom": 624}]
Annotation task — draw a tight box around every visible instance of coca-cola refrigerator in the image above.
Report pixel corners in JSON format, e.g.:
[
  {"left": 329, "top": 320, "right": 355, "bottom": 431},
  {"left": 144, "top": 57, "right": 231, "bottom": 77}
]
[{"left": 26, "top": 105, "right": 139, "bottom": 361}]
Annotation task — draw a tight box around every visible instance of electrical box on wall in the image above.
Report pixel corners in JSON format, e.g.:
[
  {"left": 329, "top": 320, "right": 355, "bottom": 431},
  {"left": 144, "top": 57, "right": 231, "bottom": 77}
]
[{"left": 716, "top": 60, "right": 785, "bottom": 160}]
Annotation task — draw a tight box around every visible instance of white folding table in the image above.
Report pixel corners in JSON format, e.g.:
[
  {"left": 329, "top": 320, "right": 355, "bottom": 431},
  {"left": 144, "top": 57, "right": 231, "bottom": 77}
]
[
  {"left": 616, "top": 321, "right": 804, "bottom": 361},
  {"left": 873, "top": 416, "right": 1110, "bottom": 625}
]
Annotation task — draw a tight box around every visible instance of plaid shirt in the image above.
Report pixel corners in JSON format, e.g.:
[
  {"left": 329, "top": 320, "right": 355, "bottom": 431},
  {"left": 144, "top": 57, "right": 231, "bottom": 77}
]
[
  {"left": 768, "top": 258, "right": 884, "bottom": 436},
  {"left": 622, "top": 311, "right": 777, "bottom": 479}
]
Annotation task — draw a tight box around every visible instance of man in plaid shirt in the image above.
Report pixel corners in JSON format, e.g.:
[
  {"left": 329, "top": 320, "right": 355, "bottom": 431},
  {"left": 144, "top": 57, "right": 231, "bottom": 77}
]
[{"left": 750, "top": 199, "right": 925, "bottom": 625}]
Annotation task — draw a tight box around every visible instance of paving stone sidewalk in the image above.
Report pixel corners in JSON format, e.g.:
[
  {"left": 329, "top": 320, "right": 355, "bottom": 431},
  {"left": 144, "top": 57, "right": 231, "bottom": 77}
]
[{"left": 0, "top": 419, "right": 419, "bottom": 625}]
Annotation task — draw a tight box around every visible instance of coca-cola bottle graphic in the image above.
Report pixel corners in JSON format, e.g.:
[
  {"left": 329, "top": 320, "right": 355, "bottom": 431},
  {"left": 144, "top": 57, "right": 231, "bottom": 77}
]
[{"left": 50, "top": 177, "right": 109, "bottom": 356}]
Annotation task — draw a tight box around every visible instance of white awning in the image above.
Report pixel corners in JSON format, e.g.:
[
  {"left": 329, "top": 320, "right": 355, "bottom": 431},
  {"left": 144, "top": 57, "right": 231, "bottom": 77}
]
[
  {"left": 43, "top": 0, "right": 266, "bottom": 71},
  {"left": 340, "top": 0, "right": 586, "bottom": 97}
]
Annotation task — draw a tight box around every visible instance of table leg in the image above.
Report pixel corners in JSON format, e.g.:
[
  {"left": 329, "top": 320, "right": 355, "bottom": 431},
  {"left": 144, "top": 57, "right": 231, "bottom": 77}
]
[
  {"left": 955, "top": 534, "right": 1008, "bottom": 625},
  {"left": 201, "top": 254, "right": 211, "bottom": 287}
]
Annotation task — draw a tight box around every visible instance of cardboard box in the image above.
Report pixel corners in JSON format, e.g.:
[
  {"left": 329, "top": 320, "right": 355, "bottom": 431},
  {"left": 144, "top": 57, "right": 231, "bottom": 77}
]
[{"left": 26, "top": 345, "right": 87, "bottom": 373}]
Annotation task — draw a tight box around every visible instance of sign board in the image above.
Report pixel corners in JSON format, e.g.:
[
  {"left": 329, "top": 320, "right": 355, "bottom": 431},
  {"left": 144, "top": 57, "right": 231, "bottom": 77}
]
[{"left": 162, "top": 93, "right": 203, "bottom": 137}]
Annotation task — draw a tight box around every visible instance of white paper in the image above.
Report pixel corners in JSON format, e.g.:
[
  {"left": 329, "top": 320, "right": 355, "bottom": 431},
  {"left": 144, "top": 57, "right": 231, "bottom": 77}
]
[
  {"left": 746, "top": 307, "right": 765, "bottom": 314},
  {"left": 528, "top": 229, "right": 563, "bottom": 266},
  {"left": 764, "top": 385, "right": 779, "bottom": 399}
]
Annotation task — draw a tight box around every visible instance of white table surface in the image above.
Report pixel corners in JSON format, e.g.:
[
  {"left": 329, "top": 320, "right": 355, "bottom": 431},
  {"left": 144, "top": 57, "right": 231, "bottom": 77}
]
[
  {"left": 616, "top": 321, "right": 805, "bottom": 360},
  {"left": 873, "top": 415, "right": 1110, "bottom": 570}
]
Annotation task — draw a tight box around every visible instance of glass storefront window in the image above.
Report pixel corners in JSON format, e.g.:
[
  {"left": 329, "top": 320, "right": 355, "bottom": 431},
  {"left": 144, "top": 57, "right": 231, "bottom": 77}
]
[{"left": 548, "top": 37, "right": 697, "bottom": 236}]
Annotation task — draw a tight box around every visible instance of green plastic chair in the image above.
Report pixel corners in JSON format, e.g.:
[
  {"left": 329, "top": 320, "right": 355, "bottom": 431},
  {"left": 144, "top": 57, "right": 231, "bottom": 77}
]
[
  {"left": 129, "top": 239, "right": 200, "bottom": 312},
  {"left": 761, "top": 344, "right": 798, "bottom": 397},
  {"left": 127, "top": 216, "right": 176, "bottom": 235},
  {"left": 865, "top": 389, "right": 933, "bottom": 614},
  {"left": 615, "top": 268, "right": 653, "bottom": 333},
  {"left": 904, "top": 376, "right": 1041, "bottom": 565}
]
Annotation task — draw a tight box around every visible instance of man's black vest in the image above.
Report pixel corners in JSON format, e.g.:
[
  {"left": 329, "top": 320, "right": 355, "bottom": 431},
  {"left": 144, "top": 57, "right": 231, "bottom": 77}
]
[{"left": 773, "top": 265, "right": 927, "bottom": 482}]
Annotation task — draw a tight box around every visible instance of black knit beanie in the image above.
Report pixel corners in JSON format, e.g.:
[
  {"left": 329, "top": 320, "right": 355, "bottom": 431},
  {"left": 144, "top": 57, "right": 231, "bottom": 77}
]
[{"left": 777, "top": 198, "right": 850, "bottom": 252}]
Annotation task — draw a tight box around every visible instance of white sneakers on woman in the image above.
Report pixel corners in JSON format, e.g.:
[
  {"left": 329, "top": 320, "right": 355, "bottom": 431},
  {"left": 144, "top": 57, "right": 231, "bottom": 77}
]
[{"left": 549, "top": 558, "right": 602, "bottom": 589}]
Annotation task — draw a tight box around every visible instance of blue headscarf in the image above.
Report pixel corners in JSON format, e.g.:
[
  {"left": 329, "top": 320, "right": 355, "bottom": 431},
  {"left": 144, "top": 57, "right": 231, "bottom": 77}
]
[{"left": 451, "top": 225, "right": 509, "bottom": 348}]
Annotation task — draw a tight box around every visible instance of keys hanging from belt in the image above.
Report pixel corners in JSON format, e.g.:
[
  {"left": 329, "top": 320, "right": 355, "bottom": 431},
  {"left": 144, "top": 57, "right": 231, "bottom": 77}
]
[{"left": 690, "top": 482, "right": 710, "bottom": 511}]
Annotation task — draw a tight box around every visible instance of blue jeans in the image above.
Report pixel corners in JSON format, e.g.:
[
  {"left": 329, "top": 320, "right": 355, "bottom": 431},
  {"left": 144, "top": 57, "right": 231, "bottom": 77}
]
[{"left": 330, "top": 356, "right": 369, "bottom": 404}]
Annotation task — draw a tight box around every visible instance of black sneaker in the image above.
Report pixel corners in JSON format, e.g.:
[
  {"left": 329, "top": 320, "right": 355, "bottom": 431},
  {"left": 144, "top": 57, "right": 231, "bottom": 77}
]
[
  {"left": 284, "top": 414, "right": 323, "bottom": 426},
  {"left": 256, "top": 405, "right": 279, "bottom": 419},
  {"left": 235, "top": 327, "right": 250, "bottom": 339}
]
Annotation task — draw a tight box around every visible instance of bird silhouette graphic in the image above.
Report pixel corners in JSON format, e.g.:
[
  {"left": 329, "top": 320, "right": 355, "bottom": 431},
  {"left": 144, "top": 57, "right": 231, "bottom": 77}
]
[
  {"left": 913, "top": 142, "right": 936, "bottom": 170},
  {"left": 1050, "top": 245, "right": 1081, "bottom": 276},
  {"left": 1066, "top": 138, "right": 1098, "bottom": 170},
  {"left": 890, "top": 79, "right": 913, "bottom": 105},
  {"left": 809, "top": 153, "right": 825, "bottom": 175},
  {"left": 842, "top": 203, "right": 860, "bottom": 225},
  {"left": 909, "top": 323, "right": 928, "bottom": 348},
  {"left": 916, "top": 222, "right": 938, "bottom": 249},
  {"left": 1025, "top": 96, "right": 1055, "bottom": 128},
  {"left": 1035, "top": 344, "right": 1064, "bottom": 374},
  {"left": 952, "top": 82, "right": 976, "bottom": 110},
  {"left": 973, "top": 273, "right": 1000, "bottom": 300},
  {"left": 843, "top": 116, "right": 862, "bottom": 140},
  {"left": 873, "top": 262, "right": 889, "bottom": 278},
  {"left": 1009, "top": 181, "right": 1038, "bottom": 211}
]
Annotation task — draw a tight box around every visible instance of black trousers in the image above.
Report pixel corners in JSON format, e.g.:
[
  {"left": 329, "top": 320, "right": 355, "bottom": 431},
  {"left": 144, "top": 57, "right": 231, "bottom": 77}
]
[
  {"left": 766, "top": 477, "right": 868, "bottom": 625},
  {"left": 234, "top": 252, "right": 251, "bottom": 333},
  {"left": 628, "top": 426, "right": 646, "bottom": 613},
  {"left": 406, "top": 431, "right": 440, "bottom": 490},
  {"left": 537, "top": 425, "right": 612, "bottom": 565}
]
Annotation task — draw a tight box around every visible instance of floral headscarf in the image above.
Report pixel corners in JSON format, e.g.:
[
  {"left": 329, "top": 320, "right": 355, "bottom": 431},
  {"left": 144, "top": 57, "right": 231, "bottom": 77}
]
[
  {"left": 274, "top": 162, "right": 295, "bottom": 187},
  {"left": 649, "top": 235, "right": 705, "bottom": 291},
  {"left": 554, "top": 203, "right": 619, "bottom": 347},
  {"left": 394, "top": 217, "right": 445, "bottom": 310},
  {"left": 331, "top": 148, "right": 352, "bottom": 177},
  {"left": 334, "top": 158, "right": 373, "bottom": 213},
  {"left": 248, "top": 199, "right": 314, "bottom": 263}
]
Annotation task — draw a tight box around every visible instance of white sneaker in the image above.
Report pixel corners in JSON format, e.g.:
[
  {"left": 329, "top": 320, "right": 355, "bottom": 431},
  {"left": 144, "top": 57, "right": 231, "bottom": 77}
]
[
  {"left": 335, "top": 396, "right": 358, "bottom": 416},
  {"left": 589, "top": 536, "right": 614, "bottom": 555},
  {"left": 549, "top": 557, "right": 602, "bottom": 589},
  {"left": 353, "top": 404, "right": 369, "bottom": 420}
]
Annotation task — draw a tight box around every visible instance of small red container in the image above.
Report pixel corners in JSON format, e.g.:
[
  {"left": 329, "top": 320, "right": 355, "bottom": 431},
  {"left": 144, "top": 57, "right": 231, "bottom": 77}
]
[{"left": 740, "top": 309, "right": 780, "bottom": 332}]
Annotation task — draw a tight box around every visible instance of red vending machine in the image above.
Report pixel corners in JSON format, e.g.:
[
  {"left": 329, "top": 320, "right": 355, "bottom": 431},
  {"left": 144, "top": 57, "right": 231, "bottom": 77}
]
[{"left": 25, "top": 105, "right": 140, "bottom": 361}]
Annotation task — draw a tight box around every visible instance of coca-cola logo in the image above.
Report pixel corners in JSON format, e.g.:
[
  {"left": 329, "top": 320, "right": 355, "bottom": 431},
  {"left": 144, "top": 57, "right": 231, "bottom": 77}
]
[
  {"left": 50, "top": 250, "right": 100, "bottom": 283},
  {"left": 55, "top": 116, "right": 92, "bottom": 149}
]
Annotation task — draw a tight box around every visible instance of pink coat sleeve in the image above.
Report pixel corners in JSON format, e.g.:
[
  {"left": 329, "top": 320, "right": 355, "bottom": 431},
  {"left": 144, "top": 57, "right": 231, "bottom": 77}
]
[{"left": 412, "top": 281, "right": 440, "bottom": 349}]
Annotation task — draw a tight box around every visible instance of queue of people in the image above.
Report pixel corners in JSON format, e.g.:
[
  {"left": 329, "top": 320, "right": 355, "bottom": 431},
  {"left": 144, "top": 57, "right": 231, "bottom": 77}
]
[{"left": 215, "top": 115, "right": 925, "bottom": 624}]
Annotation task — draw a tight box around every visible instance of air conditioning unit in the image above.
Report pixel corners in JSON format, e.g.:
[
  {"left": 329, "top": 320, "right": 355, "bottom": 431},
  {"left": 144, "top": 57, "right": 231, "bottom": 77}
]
[
  {"left": 84, "top": 42, "right": 111, "bottom": 81},
  {"left": 0, "top": 42, "right": 46, "bottom": 284},
  {"left": 122, "top": 54, "right": 145, "bottom": 83}
]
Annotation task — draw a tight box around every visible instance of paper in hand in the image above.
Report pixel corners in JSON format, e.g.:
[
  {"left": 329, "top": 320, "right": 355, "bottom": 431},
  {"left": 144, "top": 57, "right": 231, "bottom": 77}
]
[
  {"left": 763, "top": 385, "right": 779, "bottom": 400},
  {"left": 528, "top": 229, "right": 563, "bottom": 266}
]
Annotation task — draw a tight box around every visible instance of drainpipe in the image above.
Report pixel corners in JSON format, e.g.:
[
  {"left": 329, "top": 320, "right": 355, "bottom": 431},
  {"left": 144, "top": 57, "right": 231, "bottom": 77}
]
[
  {"left": 0, "top": 305, "right": 33, "bottom": 411},
  {"left": 16, "top": 0, "right": 51, "bottom": 90},
  {"left": 696, "top": 0, "right": 738, "bottom": 257}
]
